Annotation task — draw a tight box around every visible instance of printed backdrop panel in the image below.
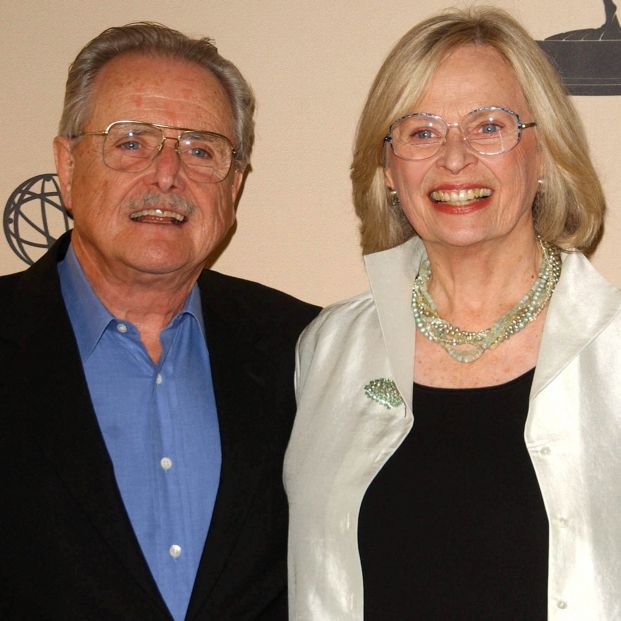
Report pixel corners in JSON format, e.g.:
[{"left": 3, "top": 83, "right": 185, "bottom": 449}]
[{"left": 2, "top": 0, "right": 620, "bottom": 305}]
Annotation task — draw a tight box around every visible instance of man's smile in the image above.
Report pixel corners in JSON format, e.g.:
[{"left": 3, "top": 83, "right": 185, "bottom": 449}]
[{"left": 129, "top": 208, "right": 186, "bottom": 224}]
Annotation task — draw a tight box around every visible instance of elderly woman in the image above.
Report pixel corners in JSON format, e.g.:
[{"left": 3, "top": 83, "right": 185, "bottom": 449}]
[{"left": 285, "top": 7, "right": 621, "bottom": 621}]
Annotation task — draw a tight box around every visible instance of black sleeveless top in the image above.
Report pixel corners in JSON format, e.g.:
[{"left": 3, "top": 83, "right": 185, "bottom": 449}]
[{"left": 358, "top": 368, "right": 548, "bottom": 620}]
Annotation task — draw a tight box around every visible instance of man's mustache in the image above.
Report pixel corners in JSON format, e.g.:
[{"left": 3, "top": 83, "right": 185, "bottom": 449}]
[{"left": 125, "top": 193, "right": 196, "bottom": 216}]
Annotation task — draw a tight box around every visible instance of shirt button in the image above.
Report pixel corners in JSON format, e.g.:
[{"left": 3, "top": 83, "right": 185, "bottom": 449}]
[
  {"left": 169, "top": 544, "right": 182, "bottom": 558},
  {"left": 156, "top": 373, "right": 163, "bottom": 385},
  {"left": 540, "top": 446, "right": 551, "bottom": 455},
  {"left": 557, "top": 599, "right": 567, "bottom": 609},
  {"left": 116, "top": 322, "right": 128, "bottom": 334},
  {"left": 160, "top": 457, "right": 173, "bottom": 471},
  {"left": 557, "top": 517, "right": 569, "bottom": 527}
]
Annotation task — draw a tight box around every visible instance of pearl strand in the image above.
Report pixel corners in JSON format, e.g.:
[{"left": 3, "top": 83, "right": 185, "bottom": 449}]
[{"left": 411, "top": 237, "right": 562, "bottom": 363}]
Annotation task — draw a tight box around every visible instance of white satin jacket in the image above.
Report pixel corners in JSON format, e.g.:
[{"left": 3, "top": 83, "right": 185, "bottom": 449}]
[{"left": 285, "top": 237, "right": 621, "bottom": 620}]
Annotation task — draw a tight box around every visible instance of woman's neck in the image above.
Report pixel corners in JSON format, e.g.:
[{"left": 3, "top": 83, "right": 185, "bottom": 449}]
[{"left": 423, "top": 232, "right": 541, "bottom": 330}]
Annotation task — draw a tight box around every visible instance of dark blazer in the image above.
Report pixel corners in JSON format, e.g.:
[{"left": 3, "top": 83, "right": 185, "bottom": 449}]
[{"left": 0, "top": 233, "right": 319, "bottom": 620}]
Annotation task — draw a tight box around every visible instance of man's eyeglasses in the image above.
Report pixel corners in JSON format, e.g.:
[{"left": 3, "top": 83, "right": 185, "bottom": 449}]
[
  {"left": 74, "top": 120, "right": 239, "bottom": 183},
  {"left": 384, "top": 106, "right": 536, "bottom": 160}
]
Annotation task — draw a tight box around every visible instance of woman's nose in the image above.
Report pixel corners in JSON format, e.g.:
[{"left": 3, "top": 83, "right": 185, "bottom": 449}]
[{"left": 435, "top": 125, "right": 476, "bottom": 173}]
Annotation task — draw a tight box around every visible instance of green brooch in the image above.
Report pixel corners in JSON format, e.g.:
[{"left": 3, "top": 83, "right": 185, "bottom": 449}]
[{"left": 364, "top": 378, "right": 404, "bottom": 409}]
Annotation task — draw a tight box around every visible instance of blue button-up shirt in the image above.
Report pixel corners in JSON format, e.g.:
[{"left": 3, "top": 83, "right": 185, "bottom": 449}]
[{"left": 58, "top": 246, "right": 221, "bottom": 621}]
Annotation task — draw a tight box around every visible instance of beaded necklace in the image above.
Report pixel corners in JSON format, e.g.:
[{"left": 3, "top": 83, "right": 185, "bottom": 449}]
[{"left": 411, "top": 237, "right": 562, "bottom": 363}]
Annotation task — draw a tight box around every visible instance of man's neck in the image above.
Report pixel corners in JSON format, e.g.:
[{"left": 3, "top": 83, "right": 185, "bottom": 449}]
[{"left": 72, "top": 244, "right": 201, "bottom": 363}]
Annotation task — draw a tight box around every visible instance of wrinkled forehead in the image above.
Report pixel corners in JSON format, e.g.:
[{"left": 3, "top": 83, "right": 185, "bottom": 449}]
[
  {"left": 86, "top": 52, "right": 235, "bottom": 137},
  {"left": 413, "top": 44, "right": 530, "bottom": 119}
]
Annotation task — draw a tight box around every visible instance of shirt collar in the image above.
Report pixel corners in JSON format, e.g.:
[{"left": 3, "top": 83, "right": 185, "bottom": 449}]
[
  {"left": 173, "top": 281, "right": 207, "bottom": 340},
  {"left": 58, "top": 243, "right": 206, "bottom": 360}
]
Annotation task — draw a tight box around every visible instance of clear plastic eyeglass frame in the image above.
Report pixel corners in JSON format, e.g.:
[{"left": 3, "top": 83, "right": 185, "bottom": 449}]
[{"left": 384, "top": 106, "right": 536, "bottom": 160}]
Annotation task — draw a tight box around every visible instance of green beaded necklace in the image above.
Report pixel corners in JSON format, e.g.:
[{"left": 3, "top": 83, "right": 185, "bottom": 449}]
[{"left": 411, "top": 237, "right": 562, "bottom": 363}]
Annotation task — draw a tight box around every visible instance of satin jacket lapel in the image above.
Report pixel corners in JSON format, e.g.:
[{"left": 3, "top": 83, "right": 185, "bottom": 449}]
[
  {"left": 187, "top": 278, "right": 271, "bottom": 617},
  {"left": 532, "top": 251, "right": 621, "bottom": 399},
  {"left": 1, "top": 237, "right": 166, "bottom": 612},
  {"left": 365, "top": 242, "right": 621, "bottom": 405},
  {"left": 364, "top": 237, "right": 423, "bottom": 413}
]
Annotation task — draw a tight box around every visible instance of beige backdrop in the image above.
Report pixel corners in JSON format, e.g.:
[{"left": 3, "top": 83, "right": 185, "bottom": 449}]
[{"left": 2, "top": 0, "right": 620, "bottom": 306}]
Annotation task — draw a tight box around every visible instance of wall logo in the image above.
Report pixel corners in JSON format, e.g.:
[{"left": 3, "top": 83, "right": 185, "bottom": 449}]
[
  {"left": 3, "top": 173, "right": 72, "bottom": 265},
  {"left": 538, "top": 0, "right": 621, "bottom": 95}
]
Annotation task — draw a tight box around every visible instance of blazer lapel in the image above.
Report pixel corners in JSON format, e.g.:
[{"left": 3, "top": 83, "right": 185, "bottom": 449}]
[
  {"left": 186, "top": 278, "right": 273, "bottom": 617},
  {"left": 2, "top": 237, "right": 166, "bottom": 612}
]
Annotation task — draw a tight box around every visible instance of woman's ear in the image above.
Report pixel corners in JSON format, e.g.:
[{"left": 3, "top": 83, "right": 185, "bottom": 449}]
[{"left": 383, "top": 164, "right": 395, "bottom": 191}]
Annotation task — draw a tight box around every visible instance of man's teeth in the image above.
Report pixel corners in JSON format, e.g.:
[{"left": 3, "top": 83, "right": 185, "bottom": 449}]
[
  {"left": 130, "top": 208, "right": 186, "bottom": 223},
  {"left": 430, "top": 188, "right": 492, "bottom": 205}
]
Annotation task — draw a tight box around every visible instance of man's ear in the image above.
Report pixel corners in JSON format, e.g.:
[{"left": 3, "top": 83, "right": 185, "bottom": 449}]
[
  {"left": 230, "top": 161, "right": 247, "bottom": 205},
  {"left": 53, "top": 136, "right": 75, "bottom": 212}
]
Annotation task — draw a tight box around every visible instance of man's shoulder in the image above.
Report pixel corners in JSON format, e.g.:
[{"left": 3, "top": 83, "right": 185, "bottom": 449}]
[
  {"left": 0, "top": 243, "right": 63, "bottom": 309},
  {"left": 0, "top": 234, "right": 67, "bottom": 300},
  {"left": 0, "top": 269, "right": 25, "bottom": 293},
  {"left": 198, "top": 269, "right": 320, "bottom": 327},
  {"left": 0, "top": 266, "right": 46, "bottom": 318}
]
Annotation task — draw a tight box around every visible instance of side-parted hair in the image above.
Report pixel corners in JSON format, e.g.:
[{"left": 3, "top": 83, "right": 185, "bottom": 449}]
[
  {"left": 58, "top": 22, "right": 255, "bottom": 163},
  {"left": 351, "top": 6, "right": 605, "bottom": 255}
]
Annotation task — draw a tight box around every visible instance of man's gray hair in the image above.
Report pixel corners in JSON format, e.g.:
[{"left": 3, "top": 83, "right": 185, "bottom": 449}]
[{"left": 58, "top": 22, "right": 255, "bottom": 163}]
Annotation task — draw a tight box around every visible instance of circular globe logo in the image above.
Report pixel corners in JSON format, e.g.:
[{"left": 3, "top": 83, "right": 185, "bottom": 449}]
[{"left": 3, "top": 173, "right": 72, "bottom": 265}]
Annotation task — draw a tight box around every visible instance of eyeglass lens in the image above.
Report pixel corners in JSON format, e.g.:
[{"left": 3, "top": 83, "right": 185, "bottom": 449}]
[
  {"left": 102, "top": 122, "right": 233, "bottom": 182},
  {"left": 390, "top": 108, "right": 522, "bottom": 160}
]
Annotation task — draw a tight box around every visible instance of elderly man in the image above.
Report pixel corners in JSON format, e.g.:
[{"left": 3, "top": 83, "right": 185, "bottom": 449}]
[{"left": 0, "top": 23, "right": 318, "bottom": 621}]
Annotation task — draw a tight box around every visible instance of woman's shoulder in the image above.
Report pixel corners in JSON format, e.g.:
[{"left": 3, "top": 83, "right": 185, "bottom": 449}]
[
  {"left": 299, "top": 290, "right": 378, "bottom": 343},
  {"left": 558, "top": 251, "right": 621, "bottom": 313}
]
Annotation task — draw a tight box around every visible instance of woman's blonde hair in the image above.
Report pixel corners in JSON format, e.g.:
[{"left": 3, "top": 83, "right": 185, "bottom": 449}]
[{"left": 351, "top": 6, "right": 605, "bottom": 255}]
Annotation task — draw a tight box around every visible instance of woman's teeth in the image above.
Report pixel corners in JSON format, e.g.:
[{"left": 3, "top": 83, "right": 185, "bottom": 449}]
[{"left": 430, "top": 188, "right": 492, "bottom": 206}]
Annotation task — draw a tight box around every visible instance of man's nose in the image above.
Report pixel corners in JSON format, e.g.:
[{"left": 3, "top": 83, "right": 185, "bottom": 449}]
[{"left": 152, "top": 137, "right": 184, "bottom": 191}]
